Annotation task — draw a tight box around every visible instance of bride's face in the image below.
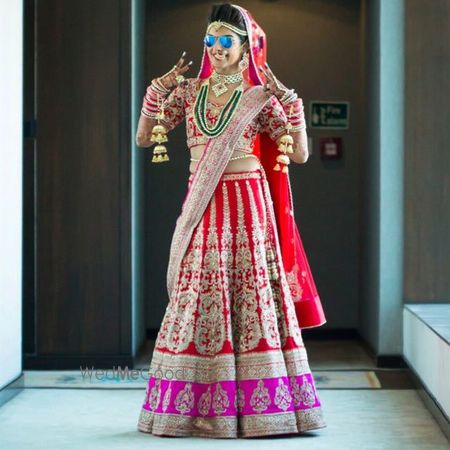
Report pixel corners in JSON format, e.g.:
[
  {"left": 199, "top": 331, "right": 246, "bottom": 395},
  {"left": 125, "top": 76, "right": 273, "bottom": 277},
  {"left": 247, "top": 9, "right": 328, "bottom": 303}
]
[{"left": 205, "top": 26, "right": 247, "bottom": 72}]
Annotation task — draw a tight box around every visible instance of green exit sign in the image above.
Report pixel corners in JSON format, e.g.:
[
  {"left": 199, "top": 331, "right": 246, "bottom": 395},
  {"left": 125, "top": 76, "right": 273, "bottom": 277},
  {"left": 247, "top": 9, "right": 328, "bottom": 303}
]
[{"left": 310, "top": 101, "right": 350, "bottom": 129}]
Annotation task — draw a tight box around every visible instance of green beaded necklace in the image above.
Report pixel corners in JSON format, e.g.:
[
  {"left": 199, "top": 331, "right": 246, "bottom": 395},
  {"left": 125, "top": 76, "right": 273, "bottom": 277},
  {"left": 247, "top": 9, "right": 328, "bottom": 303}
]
[{"left": 194, "top": 78, "right": 243, "bottom": 138}]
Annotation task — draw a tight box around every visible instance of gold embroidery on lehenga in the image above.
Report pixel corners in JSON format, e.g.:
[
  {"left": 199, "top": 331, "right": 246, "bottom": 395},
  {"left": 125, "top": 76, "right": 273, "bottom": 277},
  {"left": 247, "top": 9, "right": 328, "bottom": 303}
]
[
  {"left": 220, "top": 182, "right": 233, "bottom": 344},
  {"left": 285, "top": 263, "right": 304, "bottom": 299},
  {"left": 250, "top": 379, "right": 271, "bottom": 413},
  {"left": 232, "top": 181, "right": 262, "bottom": 352},
  {"left": 149, "top": 347, "right": 312, "bottom": 384},
  {"left": 221, "top": 171, "right": 261, "bottom": 181},
  {"left": 299, "top": 376, "right": 316, "bottom": 407},
  {"left": 260, "top": 176, "right": 304, "bottom": 347},
  {"left": 212, "top": 382, "right": 230, "bottom": 415},
  {"left": 198, "top": 385, "right": 212, "bottom": 416},
  {"left": 138, "top": 406, "right": 326, "bottom": 437},
  {"left": 138, "top": 85, "right": 328, "bottom": 437},
  {"left": 274, "top": 378, "right": 292, "bottom": 411},
  {"left": 235, "top": 386, "right": 245, "bottom": 412},
  {"left": 195, "top": 194, "right": 226, "bottom": 355},
  {"left": 149, "top": 378, "right": 162, "bottom": 411},
  {"left": 289, "top": 375, "right": 302, "bottom": 407},
  {"left": 175, "top": 382, "right": 195, "bottom": 414},
  {"left": 246, "top": 179, "right": 280, "bottom": 348},
  {"left": 157, "top": 215, "right": 205, "bottom": 352},
  {"left": 162, "top": 384, "right": 172, "bottom": 412}
]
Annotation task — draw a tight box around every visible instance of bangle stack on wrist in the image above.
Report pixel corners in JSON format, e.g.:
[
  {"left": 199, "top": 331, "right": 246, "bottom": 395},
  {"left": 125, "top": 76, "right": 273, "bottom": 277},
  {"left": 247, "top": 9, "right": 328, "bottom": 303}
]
[
  {"left": 284, "top": 98, "right": 306, "bottom": 132},
  {"left": 139, "top": 78, "right": 172, "bottom": 163},
  {"left": 141, "top": 78, "right": 170, "bottom": 119},
  {"left": 273, "top": 96, "right": 307, "bottom": 173}
]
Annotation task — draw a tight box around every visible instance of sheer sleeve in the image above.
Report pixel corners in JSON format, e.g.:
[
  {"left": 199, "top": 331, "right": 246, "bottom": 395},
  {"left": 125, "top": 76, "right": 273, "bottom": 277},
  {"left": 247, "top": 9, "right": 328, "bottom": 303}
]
[
  {"left": 257, "top": 95, "right": 289, "bottom": 141},
  {"left": 159, "top": 80, "right": 189, "bottom": 132}
]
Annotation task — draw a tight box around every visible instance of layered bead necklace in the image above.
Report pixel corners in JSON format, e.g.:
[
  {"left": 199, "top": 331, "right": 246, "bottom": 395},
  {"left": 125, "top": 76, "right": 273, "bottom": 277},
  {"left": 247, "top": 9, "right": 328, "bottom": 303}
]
[{"left": 193, "top": 76, "right": 243, "bottom": 138}]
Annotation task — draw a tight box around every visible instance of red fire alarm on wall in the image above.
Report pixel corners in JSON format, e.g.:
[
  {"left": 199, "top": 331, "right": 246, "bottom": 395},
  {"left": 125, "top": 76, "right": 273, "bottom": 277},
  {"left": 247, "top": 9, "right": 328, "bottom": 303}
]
[{"left": 319, "top": 137, "right": 343, "bottom": 160}]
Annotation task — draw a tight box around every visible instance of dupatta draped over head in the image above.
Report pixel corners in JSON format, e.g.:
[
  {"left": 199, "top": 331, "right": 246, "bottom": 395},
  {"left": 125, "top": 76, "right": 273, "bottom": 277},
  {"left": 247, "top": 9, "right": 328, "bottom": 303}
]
[{"left": 168, "top": 4, "right": 326, "bottom": 329}]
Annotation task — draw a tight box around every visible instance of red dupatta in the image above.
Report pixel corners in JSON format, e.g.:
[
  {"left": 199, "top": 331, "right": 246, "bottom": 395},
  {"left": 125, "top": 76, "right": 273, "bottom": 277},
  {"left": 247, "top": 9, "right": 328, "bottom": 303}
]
[{"left": 197, "top": 4, "right": 326, "bottom": 329}]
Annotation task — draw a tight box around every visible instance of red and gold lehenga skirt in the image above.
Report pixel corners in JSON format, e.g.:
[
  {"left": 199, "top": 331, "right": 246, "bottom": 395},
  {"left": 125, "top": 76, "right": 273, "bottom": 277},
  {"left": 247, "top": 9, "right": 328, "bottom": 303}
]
[{"left": 137, "top": 168, "right": 326, "bottom": 438}]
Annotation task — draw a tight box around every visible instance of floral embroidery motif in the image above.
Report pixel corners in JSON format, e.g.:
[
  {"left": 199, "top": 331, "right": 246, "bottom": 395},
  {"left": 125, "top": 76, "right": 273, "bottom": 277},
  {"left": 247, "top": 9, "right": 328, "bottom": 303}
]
[
  {"left": 257, "top": 95, "right": 289, "bottom": 141},
  {"left": 194, "top": 194, "right": 226, "bottom": 355},
  {"left": 232, "top": 181, "right": 262, "bottom": 352},
  {"left": 289, "top": 375, "right": 303, "bottom": 407},
  {"left": 274, "top": 378, "right": 292, "bottom": 411},
  {"left": 250, "top": 379, "right": 271, "bottom": 413},
  {"left": 299, "top": 376, "right": 316, "bottom": 407},
  {"left": 175, "top": 382, "right": 195, "bottom": 414},
  {"left": 155, "top": 216, "right": 204, "bottom": 353},
  {"left": 149, "top": 378, "right": 161, "bottom": 411},
  {"left": 235, "top": 386, "right": 245, "bottom": 413},
  {"left": 259, "top": 175, "right": 304, "bottom": 347},
  {"left": 198, "top": 385, "right": 212, "bottom": 416},
  {"left": 212, "top": 382, "right": 230, "bottom": 415},
  {"left": 162, "top": 384, "right": 172, "bottom": 412},
  {"left": 220, "top": 182, "right": 233, "bottom": 343},
  {"left": 246, "top": 179, "right": 280, "bottom": 348},
  {"left": 285, "top": 263, "right": 304, "bottom": 299}
]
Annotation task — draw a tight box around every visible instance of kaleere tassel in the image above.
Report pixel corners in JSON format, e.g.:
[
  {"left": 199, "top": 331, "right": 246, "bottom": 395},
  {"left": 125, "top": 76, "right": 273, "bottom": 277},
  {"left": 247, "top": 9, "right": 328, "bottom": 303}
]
[
  {"left": 151, "top": 94, "right": 170, "bottom": 163},
  {"left": 273, "top": 105, "right": 295, "bottom": 173}
]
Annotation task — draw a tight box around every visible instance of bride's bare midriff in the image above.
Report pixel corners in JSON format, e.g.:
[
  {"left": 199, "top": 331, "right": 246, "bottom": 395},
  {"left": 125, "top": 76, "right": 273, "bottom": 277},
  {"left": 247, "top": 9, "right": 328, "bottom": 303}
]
[{"left": 189, "top": 144, "right": 260, "bottom": 174}]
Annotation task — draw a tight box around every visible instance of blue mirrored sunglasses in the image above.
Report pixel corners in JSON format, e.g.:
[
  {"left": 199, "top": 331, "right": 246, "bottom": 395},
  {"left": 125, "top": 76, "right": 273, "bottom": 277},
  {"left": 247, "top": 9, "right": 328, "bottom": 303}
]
[{"left": 204, "top": 34, "right": 234, "bottom": 49}]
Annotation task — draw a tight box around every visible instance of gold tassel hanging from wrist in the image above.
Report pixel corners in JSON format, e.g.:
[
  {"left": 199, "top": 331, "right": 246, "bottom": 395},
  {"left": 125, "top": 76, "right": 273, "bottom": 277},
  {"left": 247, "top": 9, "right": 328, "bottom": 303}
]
[
  {"left": 274, "top": 105, "right": 295, "bottom": 173},
  {"left": 151, "top": 94, "right": 169, "bottom": 163}
]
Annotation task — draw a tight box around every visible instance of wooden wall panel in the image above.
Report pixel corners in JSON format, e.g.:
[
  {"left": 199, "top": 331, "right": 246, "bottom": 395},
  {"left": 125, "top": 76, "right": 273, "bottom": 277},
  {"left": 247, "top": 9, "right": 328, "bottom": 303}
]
[
  {"left": 404, "top": 0, "right": 450, "bottom": 301},
  {"left": 24, "top": 0, "right": 131, "bottom": 368}
]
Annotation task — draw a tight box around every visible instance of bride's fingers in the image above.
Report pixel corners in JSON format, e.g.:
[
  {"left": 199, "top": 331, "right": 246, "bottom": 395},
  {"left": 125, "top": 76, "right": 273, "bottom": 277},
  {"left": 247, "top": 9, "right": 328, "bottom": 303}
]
[
  {"left": 264, "top": 62, "right": 277, "bottom": 80},
  {"left": 259, "top": 67, "right": 276, "bottom": 90},
  {"left": 174, "top": 51, "right": 187, "bottom": 69},
  {"left": 178, "top": 61, "right": 193, "bottom": 74},
  {"left": 259, "top": 65, "right": 274, "bottom": 83}
]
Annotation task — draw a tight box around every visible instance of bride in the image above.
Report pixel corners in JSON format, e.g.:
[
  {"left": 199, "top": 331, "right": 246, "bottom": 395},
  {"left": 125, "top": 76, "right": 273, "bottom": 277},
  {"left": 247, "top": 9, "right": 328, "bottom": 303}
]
[{"left": 135, "top": 2, "right": 326, "bottom": 439}]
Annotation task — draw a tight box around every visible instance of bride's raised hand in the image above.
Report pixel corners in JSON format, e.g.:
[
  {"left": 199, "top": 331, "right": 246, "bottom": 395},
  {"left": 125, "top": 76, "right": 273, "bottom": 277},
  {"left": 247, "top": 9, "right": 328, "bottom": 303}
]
[
  {"left": 157, "top": 51, "right": 193, "bottom": 90},
  {"left": 259, "top": 62, "right": 290, "bottom": 100}
]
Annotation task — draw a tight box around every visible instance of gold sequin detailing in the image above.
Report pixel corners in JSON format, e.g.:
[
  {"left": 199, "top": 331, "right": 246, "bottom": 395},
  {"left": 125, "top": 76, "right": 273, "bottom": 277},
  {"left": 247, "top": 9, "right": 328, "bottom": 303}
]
[
  {"left": 212, "top": 382, "right": 230, "bottom": 415},
  {"left": 194, "top": 194, "right": 226, "bottom": 355},
  {"left": 188, "top": 170, "right": 262, "bottom": 182},
  {"left": 232, "top": 180, "right": 262, "bottom": 352},
  {"left": 174, "top": 382, "right": 195, "bottom": 414},
  {"left": 250, "top": 379, "right": 271, "bottom": 413}
]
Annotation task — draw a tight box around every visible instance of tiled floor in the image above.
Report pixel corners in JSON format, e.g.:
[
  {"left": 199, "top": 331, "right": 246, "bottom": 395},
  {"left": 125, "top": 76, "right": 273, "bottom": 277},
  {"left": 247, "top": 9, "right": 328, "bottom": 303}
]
[{"left": 0, "top": 339, "right": 448, "bottom": 449}]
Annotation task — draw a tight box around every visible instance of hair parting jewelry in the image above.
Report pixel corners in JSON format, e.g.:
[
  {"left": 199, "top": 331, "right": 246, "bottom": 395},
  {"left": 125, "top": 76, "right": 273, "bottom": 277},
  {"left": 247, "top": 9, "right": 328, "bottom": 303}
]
[{"left": 207, "top": 20, "right": 248, "bottom": 36}]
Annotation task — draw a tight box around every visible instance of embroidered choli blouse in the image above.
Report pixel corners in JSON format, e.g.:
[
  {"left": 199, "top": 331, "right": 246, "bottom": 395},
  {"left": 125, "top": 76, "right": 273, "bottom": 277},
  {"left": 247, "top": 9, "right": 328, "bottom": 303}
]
[{"left": 159, "top": 77, "right": 292, "bottom": 153}]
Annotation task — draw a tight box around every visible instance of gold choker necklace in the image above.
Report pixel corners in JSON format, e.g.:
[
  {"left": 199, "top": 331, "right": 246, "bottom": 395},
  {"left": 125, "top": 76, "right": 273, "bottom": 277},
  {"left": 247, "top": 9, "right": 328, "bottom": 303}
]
[{"left": 211, "top": 70, "right": 244, "bottom": 97}]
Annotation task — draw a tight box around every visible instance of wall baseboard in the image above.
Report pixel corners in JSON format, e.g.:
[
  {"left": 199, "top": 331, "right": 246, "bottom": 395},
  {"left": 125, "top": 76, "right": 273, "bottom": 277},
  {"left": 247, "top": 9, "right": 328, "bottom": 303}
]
[{"left": 0, "top": 374, "right": 24, "bottom": 408}]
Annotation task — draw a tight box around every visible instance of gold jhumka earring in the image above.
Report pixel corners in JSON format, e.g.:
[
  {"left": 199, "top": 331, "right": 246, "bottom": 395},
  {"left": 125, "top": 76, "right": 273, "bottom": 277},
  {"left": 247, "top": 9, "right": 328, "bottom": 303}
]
[
  {"left": 150, "top": 94, "right": 169, "bottom": 163},
  {"left": 273, "top": 104, "right": 295, "bottom": 173}
]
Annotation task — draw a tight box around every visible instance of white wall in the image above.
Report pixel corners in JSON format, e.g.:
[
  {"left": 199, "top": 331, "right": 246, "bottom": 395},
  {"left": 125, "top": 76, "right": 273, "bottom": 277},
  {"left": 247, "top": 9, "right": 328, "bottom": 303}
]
[
  {"left": 403, "top": 307, "right": 450, "bottom": 419},
  {"left": 0, "top": 1, "right": 23, "bottom": 389}
]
